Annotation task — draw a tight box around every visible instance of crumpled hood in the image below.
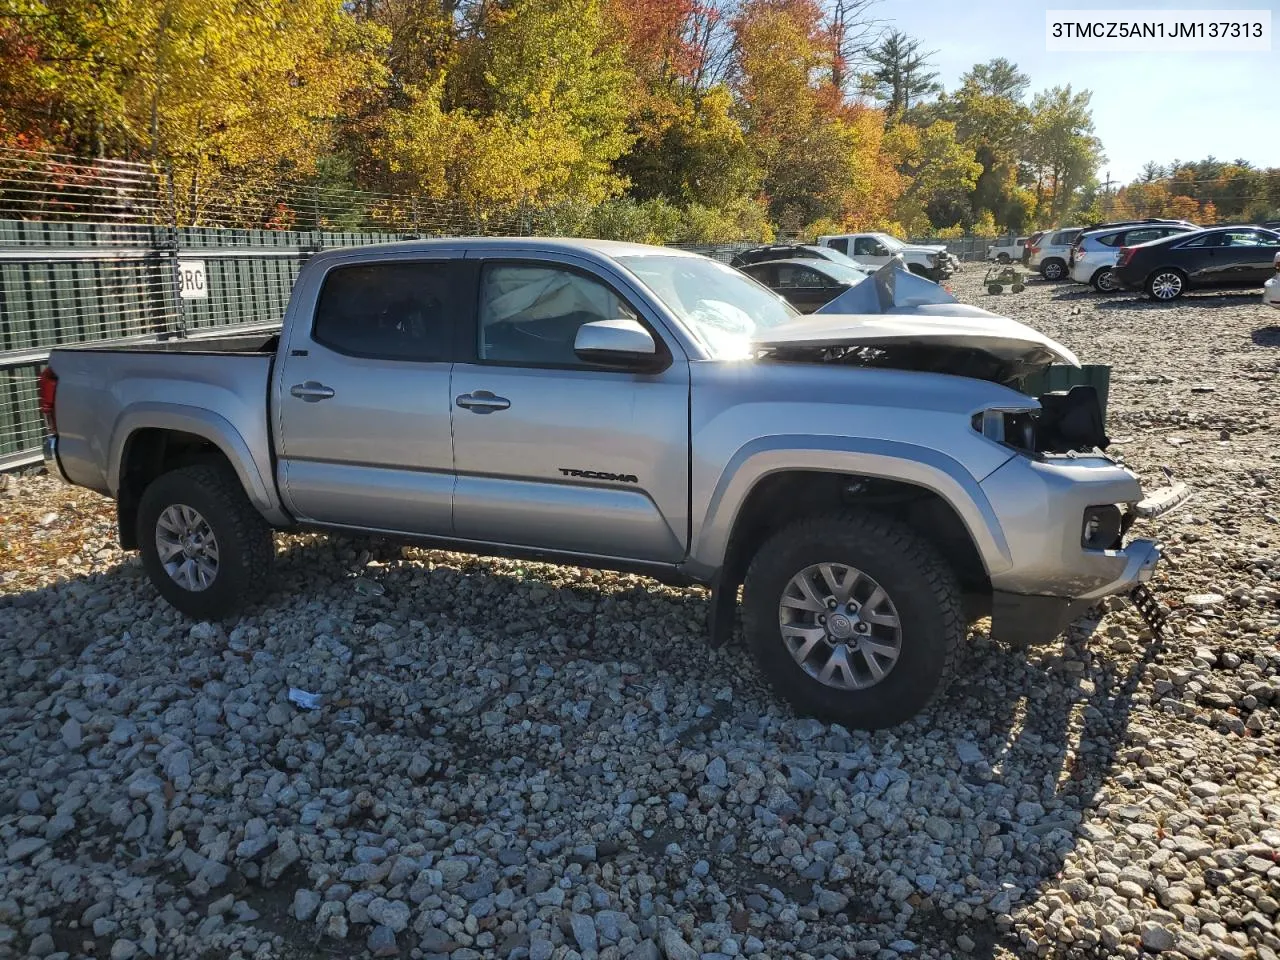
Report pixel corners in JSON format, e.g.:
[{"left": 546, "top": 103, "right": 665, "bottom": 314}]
[{"left": 752, "top": 262, "right": 1079, "bottom": 378}]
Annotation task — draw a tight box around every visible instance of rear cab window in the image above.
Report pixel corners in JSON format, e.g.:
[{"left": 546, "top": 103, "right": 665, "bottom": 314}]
[
  {"left": 312, "top": 261, "right": 460, "bottom": 361},
  {"left": 823, "top": 237, "right": 849, "bottom": 254}
]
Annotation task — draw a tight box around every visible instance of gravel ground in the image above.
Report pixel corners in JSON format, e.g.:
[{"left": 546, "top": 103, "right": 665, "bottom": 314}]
[{"left": 2, "top": 269, "right": 1279, "bottom": 960}]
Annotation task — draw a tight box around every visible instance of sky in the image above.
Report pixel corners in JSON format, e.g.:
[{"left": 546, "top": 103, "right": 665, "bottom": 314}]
[{"left": 882, "top": 0, "right": 1280, "bottom": 184}]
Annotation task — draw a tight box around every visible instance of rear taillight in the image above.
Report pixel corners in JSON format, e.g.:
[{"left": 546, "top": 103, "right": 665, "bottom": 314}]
[
  {"left": 1029, "top": 246, "right": 1040, "bottom": 255},
  {"left": 1116, "top": 246, "right": 1135, "bottom": 268},
  {"left": 1274, "top": 252, "right": 1280, "bottom": 273},
  {"left": 38, "top": 366, "right": 57, "bottom": 433}
]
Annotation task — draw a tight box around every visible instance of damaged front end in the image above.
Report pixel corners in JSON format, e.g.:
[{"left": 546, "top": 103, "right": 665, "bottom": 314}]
[
  {"left": 752, "top": 262, "right": 1191, "bottom": 641},
  {"left": 755, "top": 261, "right": 1113, "bottom": 454}
]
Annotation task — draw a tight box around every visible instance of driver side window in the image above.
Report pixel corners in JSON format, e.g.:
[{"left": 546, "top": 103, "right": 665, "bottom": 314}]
[
  {"left": 853, "top": 237, "right": 879, "bottom": 256},
  {"left": 478, "top": 264, "right": 640, "bottom": 367}
]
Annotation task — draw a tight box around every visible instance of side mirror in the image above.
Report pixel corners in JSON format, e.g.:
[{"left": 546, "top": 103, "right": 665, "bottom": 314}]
[{"left": 574, "top": 318, "right": 662, "bottom": 370}]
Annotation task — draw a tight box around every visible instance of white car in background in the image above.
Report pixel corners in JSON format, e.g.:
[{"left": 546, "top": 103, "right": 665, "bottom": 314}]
[
  {"left": 1069, "top": 222, "right": 1199, "bottom": 292},
  {"left": 986, "top": 236, "right": 1027, "bottom": 263},
  {"left": 1265, "top": 250, "right": 1280, "bottom": 308},
  {"left": 1027, "top": 227, "right": 1084, "bottom": 280}
]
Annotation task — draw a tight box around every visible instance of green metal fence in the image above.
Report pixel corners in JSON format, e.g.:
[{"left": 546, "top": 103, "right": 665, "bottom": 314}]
[{"left": 0, "top": 222, "right": 414, "bottom": 466}]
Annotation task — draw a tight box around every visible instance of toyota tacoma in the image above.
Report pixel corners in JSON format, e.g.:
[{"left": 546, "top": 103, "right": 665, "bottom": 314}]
[{"left": 39, "top": 238, "right": 1186, "bottom": 728}]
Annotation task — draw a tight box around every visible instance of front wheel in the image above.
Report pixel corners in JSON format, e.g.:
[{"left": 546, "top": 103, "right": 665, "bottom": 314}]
[
  {"left": 742, "top": 511, "right": 964, "bottom": 730},
  {"left": 996, "top": 253, "right": 1011, "bottom": 264},
  {"left": 1146, "top": 269, "right": 1186, "bottom": 301},
  {"left": 137, "top": 464, "right": 274, "bottom": 621},
  {"left": 1040, "top": 259, "right": 1066, "bottom": 281}
]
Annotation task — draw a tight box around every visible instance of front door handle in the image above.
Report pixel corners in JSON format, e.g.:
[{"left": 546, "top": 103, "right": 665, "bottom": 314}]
[
  {"left": 290, "top": 381, "right": 335, "bottom": 402},
  {"left": 455, "top": 390, "right": 510, "bottom": 413}
]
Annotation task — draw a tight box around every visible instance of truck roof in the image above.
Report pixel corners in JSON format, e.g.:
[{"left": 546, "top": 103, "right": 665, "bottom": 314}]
[{"left": 303, "top": 236, "right": 701, "bottom": 267}]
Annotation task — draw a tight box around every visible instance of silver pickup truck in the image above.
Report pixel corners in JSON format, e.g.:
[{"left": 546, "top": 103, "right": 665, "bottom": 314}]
[{"left": 39, "top": 238, "right": 1187, "bottom": 728}]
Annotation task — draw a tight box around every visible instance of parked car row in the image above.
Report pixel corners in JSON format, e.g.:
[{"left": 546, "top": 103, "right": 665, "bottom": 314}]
[
  {"left": 1026, "top": 217, "right": 1280, "bottom": 302},
  {"left": 725, "top": 239, "right": 960, "bottom": 314}
]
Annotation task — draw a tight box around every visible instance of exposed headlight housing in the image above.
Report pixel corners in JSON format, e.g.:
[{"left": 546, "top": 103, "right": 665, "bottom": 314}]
[{"left": 973, "top": 405, "right": 1038, "bottom": 452}]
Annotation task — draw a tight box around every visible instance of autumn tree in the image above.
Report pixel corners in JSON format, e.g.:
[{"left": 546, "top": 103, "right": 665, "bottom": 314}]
[
  {"left": 884, "top": 120, "right": 981, "bottom": 235},
  {"left": 607, "top": 0, "right": 756, "bottom": 210},
  {"left": 377, "top": 0, "right": 633, "bottom": 206},
  {"left": 823, "top": 0, "right": 881, "bottom": 94},
  {"left": 733, "top": 0, "right": 900, "bottom": 230},
  {"left": 1, "top": 0, "right": 386, "bottom": 223}
]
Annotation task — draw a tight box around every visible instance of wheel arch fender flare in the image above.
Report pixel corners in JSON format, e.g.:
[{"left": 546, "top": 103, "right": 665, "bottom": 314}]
[
  {"left": 108, "top": 403, "right": 288, "bottom": 525},
  {"left": 688, "top": 436, "right": 1015, "bottom": 582}
]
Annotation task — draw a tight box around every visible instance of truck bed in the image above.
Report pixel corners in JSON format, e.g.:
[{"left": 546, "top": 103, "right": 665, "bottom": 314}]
[
  {"left": 48, "top": 337, "right": 278, "bottom": 508},
  {"left": 61, "top": 330, "right": 280, "bottom": 355}
]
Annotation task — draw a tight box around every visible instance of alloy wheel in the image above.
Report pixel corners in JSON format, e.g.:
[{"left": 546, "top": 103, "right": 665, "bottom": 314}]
[
  {"left": 155, "top": 504, "right": 220, "bottom": 591},
  {"left": 777, "top": 562, "right": 903, "bottom": 691},
  {"left": 1150, "top": 272, "right": 1183, "bottom": 300}
]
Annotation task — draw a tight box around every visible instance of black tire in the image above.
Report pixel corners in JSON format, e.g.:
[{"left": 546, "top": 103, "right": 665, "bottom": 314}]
[
  {"left": 996, "top": 253, "right": 1010, "bottom": 264},
  {"left": 137, "top": 464, "right": 274, "bottom": 620},
  {"left": 1090, "top": 268, "right": 1120, "bottom": 293},
  {"left": 1040, "top": 258, "right": 1066, "bottom": 281},
  {"left": 742, "top": 510, "right": 964, "bottom": 730},
  {"left": 1145, "top": 268, "right": 1187, "bottom": 301}
]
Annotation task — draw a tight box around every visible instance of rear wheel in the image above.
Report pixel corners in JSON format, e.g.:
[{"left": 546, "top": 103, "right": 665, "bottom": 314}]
[
  {"left": 1091, "top": 268, "right": 1120, "bottom": 293},
  {"left": 996, "top": 253, "right": 1010, "bottom": 264},
  {"left": 1041, "top": 258, "right": 1066, "bottom": 281},
  {"left": 742, "top": 511, "right": 964, "bottom": 730},
  {"left": 137, "top": 464, "right": 274, "bottom": 620},
  {"left": 1146, "top": 269, "right": 1186, "bottom": 301}
]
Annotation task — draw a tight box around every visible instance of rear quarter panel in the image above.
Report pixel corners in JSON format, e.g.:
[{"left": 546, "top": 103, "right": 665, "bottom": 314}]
[{"left": 51, "top": 348, "right": 284, "bottom": 522}]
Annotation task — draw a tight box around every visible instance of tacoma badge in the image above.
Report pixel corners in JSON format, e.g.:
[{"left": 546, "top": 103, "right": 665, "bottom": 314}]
[{"left": 559, "top": 468, "right": 639, "bottom": 483}]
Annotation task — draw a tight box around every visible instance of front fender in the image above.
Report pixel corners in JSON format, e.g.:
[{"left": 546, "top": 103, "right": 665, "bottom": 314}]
[
  {"left": 108, "top": 403, "right": 289, "bottom": 525},
  {"left": 685, "top": 435, "right": 1014, "bottom": 581}
]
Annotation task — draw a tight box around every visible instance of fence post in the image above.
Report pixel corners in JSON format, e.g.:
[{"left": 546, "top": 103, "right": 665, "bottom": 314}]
[{"left": 164, "top": 163, "right": 187, "bottom": 339}]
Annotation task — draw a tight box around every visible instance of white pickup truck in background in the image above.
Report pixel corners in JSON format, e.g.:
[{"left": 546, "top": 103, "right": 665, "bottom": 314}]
[
  {"left": 816, "top": 233, "right": 957, "bottom": 282},
  {"left": 986, "top": 236, "right": 1027, "bottom": 263}
]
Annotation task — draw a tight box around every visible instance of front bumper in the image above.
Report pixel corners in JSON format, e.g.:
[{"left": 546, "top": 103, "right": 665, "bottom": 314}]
[
  {"left": 991, "top": 539, "right": 1161, "bottom": 646},
  {"left": 981, "top": 455, "right": 1189, "bottom": 645}
]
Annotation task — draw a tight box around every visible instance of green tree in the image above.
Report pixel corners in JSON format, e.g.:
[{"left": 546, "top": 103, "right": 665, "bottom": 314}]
[
  {"left": 884, "top": 120, "right": 981, "bottom": 234},
  {"left": 858, "top": 29, "right": 941, "bottom": 121},
  {"left": 940, "top": 58, "right": 1033, "bottom": 230},
  {"left": 1024, "top": 85, "right": 1103, "bottom": 222}
]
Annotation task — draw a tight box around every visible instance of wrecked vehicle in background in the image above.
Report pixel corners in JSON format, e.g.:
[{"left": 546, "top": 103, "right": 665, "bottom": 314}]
[{"left": 40, "top": 241, "right": 1187, "bottom": 729}]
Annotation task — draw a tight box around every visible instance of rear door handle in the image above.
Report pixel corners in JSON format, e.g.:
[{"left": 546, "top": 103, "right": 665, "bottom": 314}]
[
  {"left": 290, "top": 381, "right": 335, "bottom": 402},
  {"left": 456, "top": 390, "right": 510, "bottom": 413}
]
